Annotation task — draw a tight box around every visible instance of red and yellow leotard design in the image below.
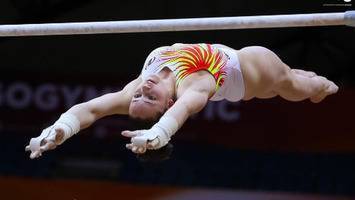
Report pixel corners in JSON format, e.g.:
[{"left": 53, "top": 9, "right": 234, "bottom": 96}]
[{"left": 158, "top": 43, "right": 227, "bottom": 91}]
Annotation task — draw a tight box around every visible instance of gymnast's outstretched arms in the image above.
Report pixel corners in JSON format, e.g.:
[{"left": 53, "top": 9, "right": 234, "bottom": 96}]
[
  {"left": 26, "top": 74, "right": 211, "bottom": 157},
  {"left": 25, "top": 77, "right": 142, "bottom": 159}
]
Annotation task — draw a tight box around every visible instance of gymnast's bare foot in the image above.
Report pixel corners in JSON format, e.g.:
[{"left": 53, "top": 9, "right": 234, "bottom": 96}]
[{"left": 310, "top": 76, "right": 339, "bottom": 103}]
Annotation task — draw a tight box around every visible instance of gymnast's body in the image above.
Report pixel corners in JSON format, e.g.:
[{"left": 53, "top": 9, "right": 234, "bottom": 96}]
[{"left": 26, "top": 43, "right": 338, "bottom": 158}]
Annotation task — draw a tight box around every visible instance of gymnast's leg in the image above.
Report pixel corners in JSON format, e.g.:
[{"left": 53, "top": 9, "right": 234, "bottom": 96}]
[
  {"left": 237, "top": 46, "right": 338, "bottom": 102},
  {"left": 276, "top": 68, "right": 338, "bottom": 103}
]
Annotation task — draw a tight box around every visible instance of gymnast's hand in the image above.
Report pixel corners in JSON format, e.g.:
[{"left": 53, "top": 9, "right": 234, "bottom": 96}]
[
  {"left": 122, "top": 116, "right": 178, "bottom": 154},
  {"left": 25, "top": 126, "right": 65, "bottom": 159},
  {"left": 121, "top": 130, "right": 162, "bottom": 154},
  {"left": 25, "top": 112, "right": 80, "bottom": 159}
]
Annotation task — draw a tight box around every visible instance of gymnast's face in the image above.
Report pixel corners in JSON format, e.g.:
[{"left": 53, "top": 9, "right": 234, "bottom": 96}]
[{"left": 129, "top": 75, "right": 174, "bottom": 121}]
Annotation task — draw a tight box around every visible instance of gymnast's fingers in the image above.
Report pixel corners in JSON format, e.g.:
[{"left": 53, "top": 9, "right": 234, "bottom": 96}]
[
  {"left": 132, "top": 145, "right": 138, "bottom": 153},
  {"left": 126, "top": 143, "right": 134, "bottom": 150},
  {"left": 131, "top": 146, "right": 145, "bottom": 154},
  {"left": 121, "top": 130, "right": 141, "bottom": 138},
  {"left": 30, "top": 151, "right": 41, "bottom": 159},
  {"left": 147, "top": 138, "right": 159, "bottom": 149},
  {"left": 25, "top": 145, "right": 30, "bottom": 152},
  {"left": 137, "top": 146, "right": 146, "bottom": 154},
  {"left": 40, "top": 140, "right": 56, "bottom": 152}
]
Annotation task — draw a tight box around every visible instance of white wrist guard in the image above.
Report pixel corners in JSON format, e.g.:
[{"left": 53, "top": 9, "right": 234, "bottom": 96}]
[
  {"left": 132, "top": 116, "right": 178, "bottom": 149},
  {"left": 29, "top": 112, "right": 80, "bottom": 152},
  {"left": 54, "top": 113, "right": 81, "bottom": 145}
]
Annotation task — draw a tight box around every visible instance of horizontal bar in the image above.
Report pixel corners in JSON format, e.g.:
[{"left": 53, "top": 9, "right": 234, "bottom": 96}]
[
  {"left": 0, "top": 11, "right": 353, "bottom": 37},
  {"left": 345, "top": 10, "right": 355, "bottom": 27}
]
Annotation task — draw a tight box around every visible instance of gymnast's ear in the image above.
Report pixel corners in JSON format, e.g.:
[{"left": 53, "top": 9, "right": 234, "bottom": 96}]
[{"left": 167, "top": 98, "right": 175, "bottom": 108}]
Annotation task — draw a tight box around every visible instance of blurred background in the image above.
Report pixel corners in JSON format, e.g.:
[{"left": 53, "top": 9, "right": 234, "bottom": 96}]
[{"left": 0, "top": 0, "right": 354, "bottom": 199}]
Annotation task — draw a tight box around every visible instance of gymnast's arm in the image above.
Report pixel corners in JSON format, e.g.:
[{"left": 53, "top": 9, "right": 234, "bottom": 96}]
[
  {"left": 25, "top": 76, "right": 142, "bottom": 159},
  {"left": 68, "top": 76, "right": 142, "bottom": 129},
  {"left": 164, "top": 86, "right": 210, "bottom": 129}
]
